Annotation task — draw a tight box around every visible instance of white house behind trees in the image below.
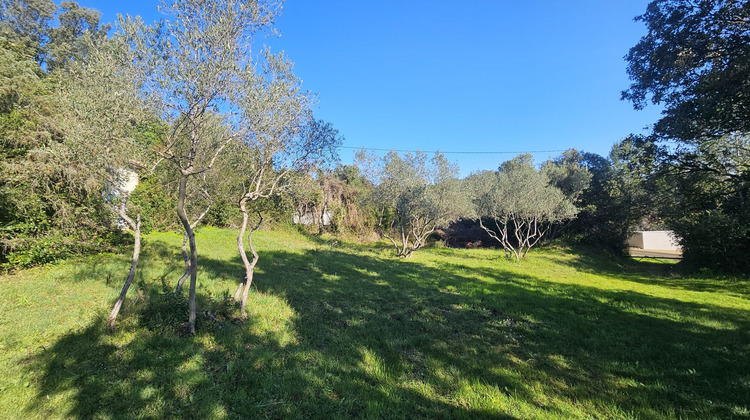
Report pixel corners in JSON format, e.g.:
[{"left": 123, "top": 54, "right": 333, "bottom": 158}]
[
  {"left": 293, "top": 207, "right": 332, "bottom": 226},
  {"left": 628, "top": 231, "right": 682, "bottom": 252}
]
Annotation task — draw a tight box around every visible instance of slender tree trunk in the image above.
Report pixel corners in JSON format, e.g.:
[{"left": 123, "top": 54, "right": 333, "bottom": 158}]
[
  {"left": 318, "top": 203, "right": 326, "bottom": 235},
  {"left": 480, "top": 217, "right": 517, "bottom": 260},
  {"left": 236, "top": 198, "right": 262, "bottom": 317},
  {"left": 176, "top": 172, "right": 198, "bottom": 334},
  {"left": 175, "top": 232, "right": 190, "bottom": 294},
  {"left": 107, "top": 214, "right": 142, "bottom": 331},
  {"left": 399, "top": 224, "right": 411, "bottom": 258},
  {"left": 233, "top": 279, "right": 244, "bottom": 303},
  {"left": 176, "top": 195, "right": 212, "bottom": 295},
  {"left": 240, "top": 224, "right": 260, "bottom": 316},
  {"left": 235, "top": 198, "right": 251, "bottom": 303}
]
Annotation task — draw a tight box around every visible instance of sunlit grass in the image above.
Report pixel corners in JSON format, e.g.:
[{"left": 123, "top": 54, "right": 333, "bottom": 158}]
[{"left": 0, "top": 226, "right": 748, "bottom": 419}]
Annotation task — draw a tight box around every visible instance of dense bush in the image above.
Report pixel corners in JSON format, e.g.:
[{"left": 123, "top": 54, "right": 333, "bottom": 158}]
[{"left": 128, "top": 176, "right": 177, "bottom": 234}]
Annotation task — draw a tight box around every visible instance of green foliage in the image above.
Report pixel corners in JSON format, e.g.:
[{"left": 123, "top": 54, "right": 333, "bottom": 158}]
[
  {"left": 0, "top": 42, "right": 104, "bottom": 269},
  {"left": 1, "top": 228, "right": 748, "bottom": 418},
  {"left": 3, "top": 233, "right": 73, "bottom": 268},
  {"left": 624, "top": 0, "right": 750, "bottom": 141},
  {"left": 660, "top": 134, "right": 750, "bottom": 272},
  {"left": 0, "top": 0, "right": 56, "bottom": 63},
  {"left": 561, "top": 138, "right": 666, "bottom": 255},
  {"left": 333, "top": 164, "right": 378, "bottom": 235},
  {"left": 289, "top": 165, "right": 377, "bottom": 236},
  {"left": 45, "top": 1, "right": 108, "bottom": 71},
  {"left": 128, "top": 175, "right": 176, "bottom": 234},
  {"left": 469, "top": 154, "right": 577, "bottom": 260},
  {"left": 201, "top": 199, "right": 234, "bottom": 228},
  {"left": 373, "top": 151, "right": 468, "bottom": 257},
  {"left": 622, "top": 1, "right": 750, "bottom": 272},
  {"left": 542, "top": 149, "right": 593, "bottom": 205},
  {"left": 0, "top": 0, "right": 107, "bottom": 70},
  {"left": 0, "top": 2, "right": 149, "bottom": 271},
  {"left": 671, "top": 208, "right": 750, "bottom": 272}
]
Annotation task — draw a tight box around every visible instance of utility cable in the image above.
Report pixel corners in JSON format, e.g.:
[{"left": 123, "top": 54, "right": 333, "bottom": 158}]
[{"left": 338, "top": 146, "right": 567, "bottom": 155}]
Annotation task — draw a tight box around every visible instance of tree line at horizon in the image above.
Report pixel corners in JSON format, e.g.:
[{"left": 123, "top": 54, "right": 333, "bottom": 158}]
[{"left": 1, "top": 0, "right": 748, "bottom": 332}]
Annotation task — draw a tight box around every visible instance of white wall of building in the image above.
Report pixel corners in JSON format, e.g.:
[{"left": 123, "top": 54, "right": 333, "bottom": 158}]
[{"left": 628, "top": 231, "right": 682, "bottom": 251}]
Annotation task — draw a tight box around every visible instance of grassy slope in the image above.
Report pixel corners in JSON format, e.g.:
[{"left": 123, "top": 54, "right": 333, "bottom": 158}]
[{"left": 0, "top": 227, "right": 748, "bottom": 419}]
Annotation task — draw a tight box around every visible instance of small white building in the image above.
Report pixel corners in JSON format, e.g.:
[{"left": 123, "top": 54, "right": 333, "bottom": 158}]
[
  {"left": 293, "top": 208, "right": 332, "bottom": 226},
  {"left": 628, "top": 230, "right": 682, "bottom": 251}
]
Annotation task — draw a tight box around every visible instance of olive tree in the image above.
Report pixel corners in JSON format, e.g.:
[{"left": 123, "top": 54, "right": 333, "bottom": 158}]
[
  {"left": 372, "top": 151, "right": 467, "bottom": 258},
  {"left": 232, "top": 52, "right": 342, "bottom": 314},
  {"left": 55, "top": 34, "right": 153, "bottom": 329},
  {"left": 469, "top": 154, "right": 577, "bottom": 261},
  {"left": 120, "top": 0, "right": 282, "bottom": 333}
]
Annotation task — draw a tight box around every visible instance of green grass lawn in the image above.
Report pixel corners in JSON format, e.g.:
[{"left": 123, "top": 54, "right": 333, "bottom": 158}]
[{"left": 0, "top": 227, "right": 748, "bottom": 419}]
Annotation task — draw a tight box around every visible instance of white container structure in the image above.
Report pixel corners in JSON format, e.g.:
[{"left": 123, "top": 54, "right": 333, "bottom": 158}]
[{"left": 628, "top": 230, "right": 682, "bottom": 251}]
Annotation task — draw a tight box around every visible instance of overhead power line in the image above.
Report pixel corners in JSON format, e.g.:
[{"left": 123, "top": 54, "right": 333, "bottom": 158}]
[{"left": 338, "top": 146, "right": 567, "bottom": 155}]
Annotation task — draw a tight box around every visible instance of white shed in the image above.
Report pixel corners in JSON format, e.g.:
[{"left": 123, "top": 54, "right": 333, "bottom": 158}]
[
  {"left": 628, "top": 230, "right": 682, "bottom": 251},
  {"left": 293, "top": 208, "right": 332, "bottom": 226}
]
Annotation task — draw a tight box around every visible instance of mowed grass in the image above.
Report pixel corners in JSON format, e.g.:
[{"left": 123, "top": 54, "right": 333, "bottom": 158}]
[{"left": 0, "top": 227, "right": 748, "bottom": 419}]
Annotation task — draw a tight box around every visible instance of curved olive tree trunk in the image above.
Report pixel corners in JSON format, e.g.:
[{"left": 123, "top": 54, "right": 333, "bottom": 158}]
[
  {"left": 379, "top": 217, "right": 435, "bottom": 259},
  {"left": 176, "top": 172, "right": 198, "bottom": 334},
  {"left": 107, "top": 213, "right": 142, "bottom": 330},
  {"left": 175, "top": 196, "right": 212, "bottom": 295},
  {"left": 234, "top": 199, "right": 262, "bottom": 317},
  {"left": 479, "top": 217, "right": 519, "bottom": 261}
]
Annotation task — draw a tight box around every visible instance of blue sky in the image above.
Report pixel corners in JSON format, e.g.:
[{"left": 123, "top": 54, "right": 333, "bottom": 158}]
[{"left": 84, "top": 0, "right": 662, "bottom": 176}]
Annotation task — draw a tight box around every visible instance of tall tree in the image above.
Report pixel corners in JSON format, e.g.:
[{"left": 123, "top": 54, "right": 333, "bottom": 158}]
[
  {"left": 54, "top": 33, "right": 153, "bottom": 329},
  {"left": 0, "top": 0, "right": 56, "bottom": 63},
  {"left": 624, "top": 1, "right": 750, "bottom": 270},
  {"left": 232, "top": 51, "right": 341, "bottom": 314},
  {"left": 541, "top": 149, "right": 593, "bottom": 239},
  {"left": 662, "top": 134, "right": 750, "bottom": 271},
  {"left": 623, "top": 0, "right": 750, "bottom": 141},
  {"left": 0, "top": 0, "right": 107, "bottom": 70},
  {"left": 119, "top": 0, "right": 283, "bottom": 333},
  {"left": 0, "top": 3, "right": 114, "bottom": 270},
  {"left": 46, "top": 1, "right": 108, "bottom": 71},
  {"left": 542, "top": 149, "right": 593, "bottom": 205}
]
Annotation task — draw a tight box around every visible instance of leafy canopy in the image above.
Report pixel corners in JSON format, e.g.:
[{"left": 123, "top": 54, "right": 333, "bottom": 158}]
[{"left": 623, "top": 0, "right": 750, "bottom": 141}]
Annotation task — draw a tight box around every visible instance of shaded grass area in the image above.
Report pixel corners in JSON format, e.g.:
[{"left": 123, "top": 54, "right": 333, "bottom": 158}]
[{"left": 0, "top": 227, "right": 748, "bottom": 419}]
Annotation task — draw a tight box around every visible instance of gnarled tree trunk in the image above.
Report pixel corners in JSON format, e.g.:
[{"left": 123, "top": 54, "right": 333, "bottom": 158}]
[{"left": 234, "top": 198, "right": 262, "bottom": 317}]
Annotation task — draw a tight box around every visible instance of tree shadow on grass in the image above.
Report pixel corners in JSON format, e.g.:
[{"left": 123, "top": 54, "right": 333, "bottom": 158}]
[
  {"left": 25, "top": 245, "right": 517, "bottom": 418},
  {"left": 536, "top": 245, "right": 750, "bottom": 298},
  {"left": 23, "top": 242, "right": 750, "bottom": 419},
  {"left": 24, "top": 301, "right": 495, "bottom": 419}
]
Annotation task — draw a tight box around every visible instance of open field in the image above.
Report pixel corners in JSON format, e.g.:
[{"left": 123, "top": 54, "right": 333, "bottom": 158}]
[{"left": 0, "top": 227, "right": 748, "bottom": 419}]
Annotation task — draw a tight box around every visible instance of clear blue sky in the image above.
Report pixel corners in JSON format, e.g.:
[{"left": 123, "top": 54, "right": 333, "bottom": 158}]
[{"left": 84, "top": 0, "right": 662, "bottom": 176}]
